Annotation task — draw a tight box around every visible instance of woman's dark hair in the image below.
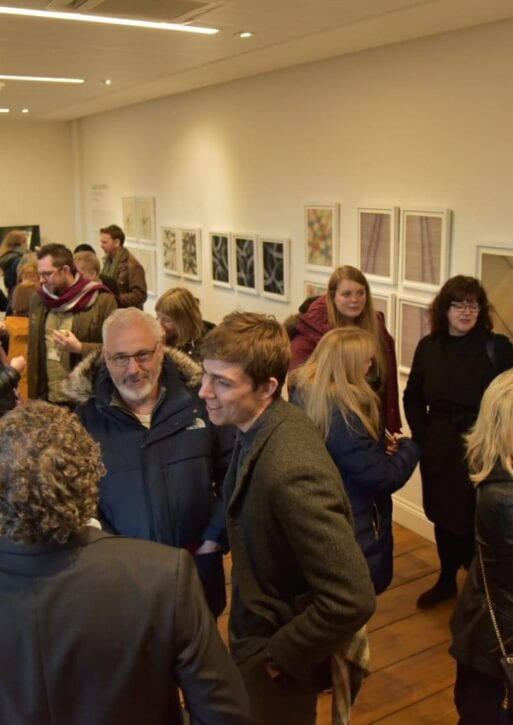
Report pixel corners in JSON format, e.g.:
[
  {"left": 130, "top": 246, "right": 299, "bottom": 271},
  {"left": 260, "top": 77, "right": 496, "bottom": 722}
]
[{"left": 430, "top": 275, "right": 493, "bottom": 336}]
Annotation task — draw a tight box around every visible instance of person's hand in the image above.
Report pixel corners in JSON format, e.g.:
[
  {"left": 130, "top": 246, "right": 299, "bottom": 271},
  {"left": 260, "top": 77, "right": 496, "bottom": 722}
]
[
  {"left": 385, "top": 431, "right": 407, "bottom": 455},
  {"left": 10, "top": 356, "right": 26, "bottom": 373},
  {"left": 195, "top": 539, "right": 222, "bottom": 554},
  {"left": 53, "top": 329, "right": 82, "bottom": 354}
]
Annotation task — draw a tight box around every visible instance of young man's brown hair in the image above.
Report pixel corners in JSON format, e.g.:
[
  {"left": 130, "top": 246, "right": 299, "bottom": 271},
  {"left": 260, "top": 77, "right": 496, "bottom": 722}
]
[
  {"left": 200, "top": 311, "right": 290, "bottom": 398},
  {"left": 100, "top": 224, "right": 125, "bottom": 246}
]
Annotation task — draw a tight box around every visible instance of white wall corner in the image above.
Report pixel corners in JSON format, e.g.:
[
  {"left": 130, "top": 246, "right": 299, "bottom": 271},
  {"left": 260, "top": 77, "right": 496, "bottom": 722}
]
[{"left": 392, "top": 493, "right": 434, "bottom": 543}]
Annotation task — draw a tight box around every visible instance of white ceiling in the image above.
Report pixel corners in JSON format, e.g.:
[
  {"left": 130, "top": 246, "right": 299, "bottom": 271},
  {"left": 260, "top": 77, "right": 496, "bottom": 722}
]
[{"left": 0, "top": 0, "right": 513, "bottom": 121}]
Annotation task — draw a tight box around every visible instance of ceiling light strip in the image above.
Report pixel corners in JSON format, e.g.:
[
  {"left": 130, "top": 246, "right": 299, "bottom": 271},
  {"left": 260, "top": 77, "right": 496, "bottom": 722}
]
[
  {"left": 0, "top": 74, "right": 84, "bottom": 84},
  {"left": 0, "top": 6, "right": 218, "bottom": 34}
]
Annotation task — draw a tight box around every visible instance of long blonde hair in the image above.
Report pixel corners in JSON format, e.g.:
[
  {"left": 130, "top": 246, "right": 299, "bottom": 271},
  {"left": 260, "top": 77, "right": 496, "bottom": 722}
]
[
  {"left": 293, "top": 327, "right": 381, "bottom": 441},
  {"left": 465, "top": 369, "right": 513, "bottom": 485},
  {"left": 325, "top": 265, "right": 387, "bottom": 385}
]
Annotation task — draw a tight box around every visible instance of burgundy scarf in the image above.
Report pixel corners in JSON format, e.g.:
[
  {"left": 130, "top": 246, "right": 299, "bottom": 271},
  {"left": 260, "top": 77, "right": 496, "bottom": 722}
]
[{"left": 38, "top": 274, "right": 111, "bottom": 312}]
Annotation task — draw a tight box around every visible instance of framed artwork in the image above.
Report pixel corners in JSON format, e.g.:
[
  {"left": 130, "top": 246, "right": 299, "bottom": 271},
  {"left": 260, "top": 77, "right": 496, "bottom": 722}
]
[
  {"left": 357, "top": 207, "right": 399, "bottom": 284},
  {"left": 135, "top": 197, "right": 156, "bottom": 244},
  {"left": 400, "top": 209, "right": 451, "bottom": 291},
  {"left": 371, "top": 290, "right": 396, "bottom": 331},
  {"left": 0, "top": 224, "right": 41, "bottom": 251},
  {"left": 396, "top": 296, "right": 432, "bottom": 374},
  {"left": 304, "top": 203, "right": 340, "bottom": 273},
  {"left": 127, "top": 245, "right": 157, "bottom": 296},
  {"left": 210, "top": 232, "right": 232, "bottom": 288},
  {"left": 162, "top": 227, "right": 181, "bottom": 277},
  {"left": 478, "top": 246, "right": 513, "bottom": 339},
  {"left": 303, "top": 280, "right": 326, "bottom": 299},
  {"left": 121, "top": 197, "right": 137, "bottom": 240},
  {"left": 258, "top": 237, "right": 290, "bottom": 302},
  {"left": 233, "top": 234, "right": 258, "bottom": 295},
  {"left": 181, "top": 228, "right": 202, "bottom": 281}
]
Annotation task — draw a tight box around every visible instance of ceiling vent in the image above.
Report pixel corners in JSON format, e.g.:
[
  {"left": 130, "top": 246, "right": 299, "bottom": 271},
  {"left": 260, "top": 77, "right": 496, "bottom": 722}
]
[{"left": 46, "top": 0, "right": 222, "bottom": 24}]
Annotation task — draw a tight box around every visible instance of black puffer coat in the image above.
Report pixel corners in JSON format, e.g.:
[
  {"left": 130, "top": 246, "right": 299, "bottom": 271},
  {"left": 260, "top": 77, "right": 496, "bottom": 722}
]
[{"left": 65, "top": 348, "right": 234, "bottom": 616}]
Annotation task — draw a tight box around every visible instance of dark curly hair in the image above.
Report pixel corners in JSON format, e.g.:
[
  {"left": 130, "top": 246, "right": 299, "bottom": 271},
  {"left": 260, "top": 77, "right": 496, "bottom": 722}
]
[
  {"left": 0, "top": 401, "right": 105, "bottom": 545},
  {"left": 430, "top": 275, "right": 493, "bottom": 336}
]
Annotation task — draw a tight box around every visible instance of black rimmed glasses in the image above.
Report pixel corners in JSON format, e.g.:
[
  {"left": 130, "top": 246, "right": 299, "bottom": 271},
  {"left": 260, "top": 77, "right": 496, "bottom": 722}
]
[
  {"left": 450, "top": 301, "right": 480, "bottom": 313},
  {"left": 106, "top": 343, "right": 160, "bottom": 368}
]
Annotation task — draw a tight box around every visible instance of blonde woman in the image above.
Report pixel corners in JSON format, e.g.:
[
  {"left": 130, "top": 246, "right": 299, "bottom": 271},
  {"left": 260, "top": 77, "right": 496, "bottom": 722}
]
[
  {"left": 290, "top": 265, "right": 401, "bottom": 432},
  {"left": 450, "top": 369, "right": 513, "bottom": 724},
  {"left": 156, "top": 287, "right": 214, "bottom": 362},
  {"left": 292, "top": 327, "right": 419, "bottom": 593}
]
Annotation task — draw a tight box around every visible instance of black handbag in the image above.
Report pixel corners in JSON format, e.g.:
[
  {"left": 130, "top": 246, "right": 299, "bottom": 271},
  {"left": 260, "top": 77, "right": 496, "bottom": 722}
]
[{"left": 478, "top": 543, "right": 513, "bottom": 710}]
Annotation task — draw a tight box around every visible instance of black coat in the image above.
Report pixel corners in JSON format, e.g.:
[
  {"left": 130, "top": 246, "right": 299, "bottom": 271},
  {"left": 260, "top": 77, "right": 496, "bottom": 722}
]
[
  {"left": 403, "top": 330, "right": 513, "bottom": 536},
  {"left": 450, "top": 470, "right": 513, "bottom": 679},
  {"left": 0, "top": 529, "right": 250, "bottom": 724},
  {"left": 0, "top": 362, "right": 20, "bottom": 417}
]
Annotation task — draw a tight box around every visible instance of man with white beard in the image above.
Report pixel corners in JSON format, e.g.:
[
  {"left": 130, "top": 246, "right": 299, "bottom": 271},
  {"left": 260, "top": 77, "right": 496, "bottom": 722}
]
[{"left": 66, "top": 307, "right": 234, "bottom": 618}]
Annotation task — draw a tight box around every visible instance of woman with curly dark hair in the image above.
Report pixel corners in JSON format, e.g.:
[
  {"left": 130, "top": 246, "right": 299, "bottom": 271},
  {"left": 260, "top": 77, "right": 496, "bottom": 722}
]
[{"left": 404, "top": 275, "right": 513, "bottom": 609}]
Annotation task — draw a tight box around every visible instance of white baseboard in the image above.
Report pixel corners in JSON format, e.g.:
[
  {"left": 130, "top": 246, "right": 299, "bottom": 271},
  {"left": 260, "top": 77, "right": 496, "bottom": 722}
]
[{"left": 392, "top": 494, "right": 434, "bottom": 543}]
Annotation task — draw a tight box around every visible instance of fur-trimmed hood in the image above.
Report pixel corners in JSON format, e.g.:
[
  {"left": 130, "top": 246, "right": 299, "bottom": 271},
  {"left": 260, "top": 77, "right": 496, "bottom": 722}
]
[{"left": 64, "top": 346, "right": 203, "bottom": 405}]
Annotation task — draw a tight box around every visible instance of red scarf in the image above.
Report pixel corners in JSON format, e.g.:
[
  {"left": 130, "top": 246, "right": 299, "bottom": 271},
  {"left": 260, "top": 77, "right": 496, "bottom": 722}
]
[{"left": 38, "top": 274, "right": 111, "bottom": 312}]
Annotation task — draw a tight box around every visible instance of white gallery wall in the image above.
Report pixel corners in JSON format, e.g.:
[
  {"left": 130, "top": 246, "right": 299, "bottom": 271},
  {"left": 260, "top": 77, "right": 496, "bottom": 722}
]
[
  {"left": 74, "top": 18, "right": 513, "bottom": 540},
  {"left": 3, "top": 18, "right": 513, "bottom": 539},
  {"left": 0, "top": 120, "right": 76, "bottom": 244}
]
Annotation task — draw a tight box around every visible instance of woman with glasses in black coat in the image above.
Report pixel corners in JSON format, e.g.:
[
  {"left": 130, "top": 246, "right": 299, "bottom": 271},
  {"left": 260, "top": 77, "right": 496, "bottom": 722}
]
[{"left": 404, "top": 276, "right": 513, "bottom": 609}]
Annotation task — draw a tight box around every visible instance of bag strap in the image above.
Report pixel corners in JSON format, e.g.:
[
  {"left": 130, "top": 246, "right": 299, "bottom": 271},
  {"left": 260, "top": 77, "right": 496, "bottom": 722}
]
[
  {"left": 477, "top": 543, "right": 507, "bottom": 658},
  {"left": 478, "top": 542, "right": 513, "bottom": 710}
]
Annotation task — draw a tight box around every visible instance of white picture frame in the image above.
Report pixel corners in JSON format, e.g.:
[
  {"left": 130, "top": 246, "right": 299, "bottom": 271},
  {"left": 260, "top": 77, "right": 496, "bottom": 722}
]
[
  {"left": 400, "top": 208, "right": 451, "bottom": 292},
  {"left": 258, "top": 236, "right": 290, "bottom": 302},
  {"left": 357, "top": 206, "right": 399, "bottom": 285},
  {"left": 477, "top": 245, "right": 513, "bottom": 339},
  {"left": 232, "top": 233, "right": 258, "bottom": 295},
  {"left": 303, "top": 280, "right": 326, "bottom": 299},
  {"left": 121, "top": 197, "right": 137, "bottom": 241},
  {"left": 210, "top": 232, "right": 233, "bottom": 289},
  {"left": 396, "top": 295, "right": 432, "bottom": 374},
  {"left": 181, "top": 228, "right": 202, "bottom": 281},
  {"left": 304, "top": 203, "right": 340, "bottom": 273},
  {"left": 135, "top": 197, "right": 156, "bottom": 244},
  {"left": 371, "top": 290, "right": 396, "bottom": 332},
  {"left": 162, "top": 227, "right": 181, "bottom": 277}
]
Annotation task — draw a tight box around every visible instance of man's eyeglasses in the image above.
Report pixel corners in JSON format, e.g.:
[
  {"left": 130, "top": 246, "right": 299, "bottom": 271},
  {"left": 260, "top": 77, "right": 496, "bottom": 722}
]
[
  {"left": 106, "top": 343, "right": 160, "bottom": 368},
  {"left": 450, "top": 301, "right": 480, "bottom": 313},
  {"left": 39, "top": 268, "right": 61, "bottom": 280}
]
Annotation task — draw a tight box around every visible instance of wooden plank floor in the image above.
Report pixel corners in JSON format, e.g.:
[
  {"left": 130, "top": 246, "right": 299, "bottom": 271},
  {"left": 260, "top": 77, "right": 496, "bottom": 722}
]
[{"left": 218, "top": 523, "right": 462, "bottom": 724}]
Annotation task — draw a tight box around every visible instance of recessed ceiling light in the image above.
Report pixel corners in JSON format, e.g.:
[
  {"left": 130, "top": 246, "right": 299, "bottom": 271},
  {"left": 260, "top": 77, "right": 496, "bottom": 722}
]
[
  {"left": 0, "top": 108, "right": 10, "bottom": 113},
  {"left": 0, "top": 74, "right": 84, "bottom": 84},
  {"left": 0, "top": 6, "right": 218, "bottom": 34},
  {"left": 21, "top": 108, "right": 29, "bottom": 113},
  {"left": 103, "top": 79, "right": 112, "bottom": 86},
  {"left": 239, "top": 31, "right": 253, "bottom": 38}
]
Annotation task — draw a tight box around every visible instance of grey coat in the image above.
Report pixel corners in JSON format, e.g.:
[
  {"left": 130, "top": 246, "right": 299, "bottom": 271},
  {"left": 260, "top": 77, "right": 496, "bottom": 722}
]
[
  {"left": 0, "top": 528, "right": 250, "bottom": 724},
  {"left": 226, "top": 398, "right": 376, "bottom": 685}
]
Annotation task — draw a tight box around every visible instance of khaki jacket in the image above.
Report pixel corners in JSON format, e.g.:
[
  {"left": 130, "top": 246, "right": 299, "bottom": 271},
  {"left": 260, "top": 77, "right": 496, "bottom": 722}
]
[{"left": 27, "top": 290, "right": 117, "bottom": 400}]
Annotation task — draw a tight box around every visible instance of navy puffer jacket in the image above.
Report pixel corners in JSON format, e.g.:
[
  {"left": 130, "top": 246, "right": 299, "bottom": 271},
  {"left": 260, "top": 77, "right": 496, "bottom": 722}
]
[{"left": 325, "top": 409, "right": 420, "bottom": 593}]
